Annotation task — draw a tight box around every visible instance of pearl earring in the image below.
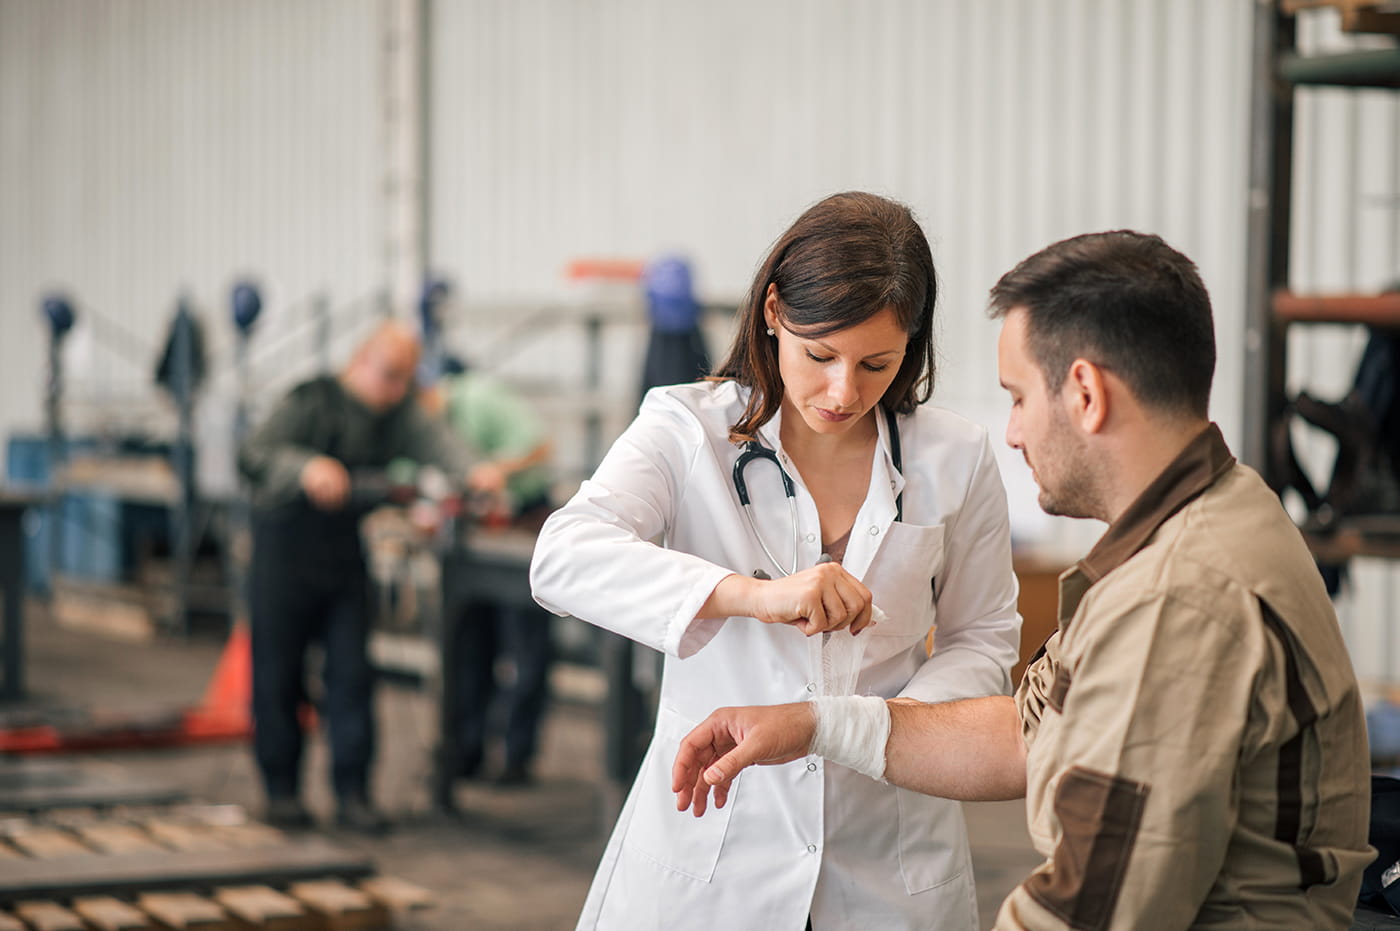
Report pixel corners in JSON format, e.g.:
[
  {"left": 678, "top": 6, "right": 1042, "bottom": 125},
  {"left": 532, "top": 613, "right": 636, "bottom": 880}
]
[{"left": 766, "top": 327, "right": 775, "bottom": 336}]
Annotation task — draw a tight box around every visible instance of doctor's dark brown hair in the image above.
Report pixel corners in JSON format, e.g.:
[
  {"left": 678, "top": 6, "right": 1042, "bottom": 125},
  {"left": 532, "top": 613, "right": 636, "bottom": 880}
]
[
  {"left": 987, "top": 230, "right": 1216, "bottom": 418},
  {"left": 713, "top": 191, "right": 938, "bottom": 444}
]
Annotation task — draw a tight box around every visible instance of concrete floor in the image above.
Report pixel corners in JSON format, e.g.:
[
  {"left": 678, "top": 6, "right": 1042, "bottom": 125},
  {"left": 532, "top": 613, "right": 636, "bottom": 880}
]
[{"left": 9, "top": 604, "right": 1043, "bottom": 929}]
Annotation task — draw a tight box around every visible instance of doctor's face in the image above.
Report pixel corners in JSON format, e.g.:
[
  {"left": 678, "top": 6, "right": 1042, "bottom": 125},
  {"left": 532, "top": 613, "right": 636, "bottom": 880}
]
[
  {"left": 998, "top": 308, "right": 1097, "bottom": 519},
  {"left": 765, "top": 295, "right": 907, "bottom": 439}
]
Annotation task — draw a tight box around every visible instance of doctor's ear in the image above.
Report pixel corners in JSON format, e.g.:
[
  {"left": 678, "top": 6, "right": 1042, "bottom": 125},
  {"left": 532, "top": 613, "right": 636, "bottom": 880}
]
[{"left": 763, "top": 285, "right": 782, "bottom": 332}]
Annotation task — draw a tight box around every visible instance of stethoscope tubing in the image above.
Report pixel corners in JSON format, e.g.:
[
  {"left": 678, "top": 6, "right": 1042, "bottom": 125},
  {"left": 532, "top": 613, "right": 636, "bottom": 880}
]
[{"left": 733, "top": 406, "right": 903, "bottom": 578}]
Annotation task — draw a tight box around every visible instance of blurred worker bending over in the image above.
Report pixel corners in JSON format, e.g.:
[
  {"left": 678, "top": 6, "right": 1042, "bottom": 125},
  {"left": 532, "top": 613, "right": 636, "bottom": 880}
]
[{"left": 239, "top": 320, "right": 468, "bottom": 833}]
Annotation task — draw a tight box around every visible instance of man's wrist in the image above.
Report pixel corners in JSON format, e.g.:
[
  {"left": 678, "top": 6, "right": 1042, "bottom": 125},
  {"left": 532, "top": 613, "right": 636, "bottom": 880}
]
[{"left": 809, "top": 695, "right": 890, "bottom": 782}]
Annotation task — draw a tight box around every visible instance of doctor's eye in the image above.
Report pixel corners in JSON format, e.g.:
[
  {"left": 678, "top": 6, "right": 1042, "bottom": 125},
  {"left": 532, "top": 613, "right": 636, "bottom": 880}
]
[
  {"left": 804, "top": 349, "right": 833, "bottom": 364},
  {"left": 861, "top": 362, "right": 890, "bottom": 373}
]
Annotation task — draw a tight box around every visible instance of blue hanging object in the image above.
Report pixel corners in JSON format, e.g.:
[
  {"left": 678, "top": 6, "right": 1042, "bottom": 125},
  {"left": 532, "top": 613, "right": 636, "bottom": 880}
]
[
  {"left": 41, "top": 294, "right": 76, "bottom": 338},
  {"left": 643, "top": 255, "right": 700, "bottom": 334},
  {"left": 231, "top": 281, "right": 263, "bottom": 333},
  {"left": 418, "top": 278, "right": 451, "bottom": 339}
]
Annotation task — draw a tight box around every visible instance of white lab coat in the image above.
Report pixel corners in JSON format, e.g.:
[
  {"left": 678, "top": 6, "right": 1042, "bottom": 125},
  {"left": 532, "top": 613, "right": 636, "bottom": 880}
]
[{"left": 530, "top": 381, "right": 1021, "bottom": 931}]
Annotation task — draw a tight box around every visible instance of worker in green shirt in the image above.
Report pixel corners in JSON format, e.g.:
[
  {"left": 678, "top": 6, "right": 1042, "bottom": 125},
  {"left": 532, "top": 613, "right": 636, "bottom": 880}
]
[{"left": 438, "top": 359, "right": 555, "bottom": 785}]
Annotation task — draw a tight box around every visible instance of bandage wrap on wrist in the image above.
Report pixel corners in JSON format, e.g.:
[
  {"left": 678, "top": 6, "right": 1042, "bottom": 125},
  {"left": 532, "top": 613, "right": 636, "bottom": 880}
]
[{"left": 809, "top": 695, "right": 890, "bottom": 782}]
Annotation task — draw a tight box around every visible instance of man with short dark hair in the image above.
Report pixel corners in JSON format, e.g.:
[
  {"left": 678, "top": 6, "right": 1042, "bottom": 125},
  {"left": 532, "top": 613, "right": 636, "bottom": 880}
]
[{"left": 672, "top": 231, "right": 1373, "bottom": 929}]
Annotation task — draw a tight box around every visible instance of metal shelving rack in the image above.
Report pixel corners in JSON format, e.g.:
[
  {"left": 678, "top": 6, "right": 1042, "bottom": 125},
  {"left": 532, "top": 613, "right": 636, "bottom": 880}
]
[{"left": 1243, "top": 0, "right": 1400, "bottom": 563}]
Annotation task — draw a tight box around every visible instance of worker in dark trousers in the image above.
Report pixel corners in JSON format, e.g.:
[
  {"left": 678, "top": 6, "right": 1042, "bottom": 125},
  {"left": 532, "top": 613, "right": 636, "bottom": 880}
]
[
  {"left": 239, "top": 320, "right": 468, "bottom": 833},
  {"left": 435, "top": 363, "right": 555, "bottom": 785}
]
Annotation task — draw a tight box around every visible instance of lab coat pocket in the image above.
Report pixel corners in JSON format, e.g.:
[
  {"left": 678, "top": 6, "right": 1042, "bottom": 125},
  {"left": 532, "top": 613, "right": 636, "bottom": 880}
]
[
  {"left": 624, "top": 703, "right": 739, "bottom": 883},
  {"left": 864, "top": 522, "right": 944, "bottom": 639},
  {"left": 894, "top": 786, "right": 971, "bottom": 893}
]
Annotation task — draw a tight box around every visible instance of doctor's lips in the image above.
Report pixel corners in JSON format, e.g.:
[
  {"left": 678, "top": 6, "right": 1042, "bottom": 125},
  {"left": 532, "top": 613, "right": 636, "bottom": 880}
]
[{"left": 815, "top": 407, "right": 857, "bottom": 423}]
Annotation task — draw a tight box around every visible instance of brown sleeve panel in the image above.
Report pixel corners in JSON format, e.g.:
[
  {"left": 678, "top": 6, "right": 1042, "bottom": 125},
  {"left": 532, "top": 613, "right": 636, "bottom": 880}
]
[{"left": 1025, "top": 765, "right": 1151, "bottom": 931}]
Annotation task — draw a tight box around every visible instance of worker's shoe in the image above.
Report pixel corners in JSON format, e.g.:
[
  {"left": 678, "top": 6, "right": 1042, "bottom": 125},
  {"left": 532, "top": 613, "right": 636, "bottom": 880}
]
[
  {"left": 336, "top": 796, "right": 391, "bottom": 836},
  {"left": 494, "top": 760, "right": 533, "bottom": 787},
  {"left": 264, "top": 797, "right": 314, "bottom": 831}
]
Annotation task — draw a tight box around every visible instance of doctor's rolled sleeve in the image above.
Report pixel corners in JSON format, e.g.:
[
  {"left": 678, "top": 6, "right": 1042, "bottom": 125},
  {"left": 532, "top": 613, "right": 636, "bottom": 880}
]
[{"left": 529, "top": 391, "right": 736, "bottom": 659}]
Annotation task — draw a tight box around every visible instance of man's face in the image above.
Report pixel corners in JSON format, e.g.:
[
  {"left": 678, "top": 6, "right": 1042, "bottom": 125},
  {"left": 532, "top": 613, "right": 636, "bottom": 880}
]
[
  {"left": 349, "top": 336, "right": 418, "bottom": 412},
  {"left": 997, "top": 309, "right": 1099, "bottom": 520}
]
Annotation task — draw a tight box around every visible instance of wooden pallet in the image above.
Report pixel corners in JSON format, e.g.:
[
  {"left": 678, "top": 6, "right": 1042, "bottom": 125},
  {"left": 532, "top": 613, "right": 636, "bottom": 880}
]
[
  {"left": 1282, "top": 0, "right": 1400, "bottom": 35},
  {"left": 0, "top": 806, "right": 432, "bottom": 930}
]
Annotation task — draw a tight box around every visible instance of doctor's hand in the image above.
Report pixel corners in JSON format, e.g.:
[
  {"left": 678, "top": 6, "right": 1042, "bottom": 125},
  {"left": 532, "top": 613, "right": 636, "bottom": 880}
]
[
  {"left": 672, "top": 702, "right": 816, "bottom": 817},
  {"left": 755, "top": 562, "right": 874, "bottom": 636}
]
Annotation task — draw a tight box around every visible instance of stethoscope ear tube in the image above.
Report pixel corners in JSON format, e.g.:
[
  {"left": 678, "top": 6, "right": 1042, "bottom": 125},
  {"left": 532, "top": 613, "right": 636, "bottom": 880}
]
[{"left": 733, "top": 407, "right": 903, "bottom": 577}]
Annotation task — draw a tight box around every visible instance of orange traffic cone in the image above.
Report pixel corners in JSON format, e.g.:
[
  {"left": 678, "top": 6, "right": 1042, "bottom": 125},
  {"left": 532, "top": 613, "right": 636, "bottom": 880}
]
[{"left": 182, "top": 623, "right": 252, "bottom": 739}]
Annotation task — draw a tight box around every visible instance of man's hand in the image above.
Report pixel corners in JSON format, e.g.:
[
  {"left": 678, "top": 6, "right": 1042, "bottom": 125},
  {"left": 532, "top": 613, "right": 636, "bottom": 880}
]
[
  {"left": 467, "top": 461, "right": 509, "bottom": 496},
  {"left": 300, "top": 455, "right": 351, "bottom": 511},
  {"left": 671, "top": 703, "right": 816, "bottom": 817}
]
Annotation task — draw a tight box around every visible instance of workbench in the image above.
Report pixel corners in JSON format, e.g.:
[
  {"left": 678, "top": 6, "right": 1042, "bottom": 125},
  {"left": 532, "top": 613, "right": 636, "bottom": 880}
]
[{"left": 431, "top": 526, "right": 652, "bottom": 815}]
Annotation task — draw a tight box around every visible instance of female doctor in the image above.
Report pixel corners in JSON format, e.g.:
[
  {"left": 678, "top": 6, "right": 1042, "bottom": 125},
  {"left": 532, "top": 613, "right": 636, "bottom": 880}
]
[{"left": 529, "top": 191, "right": 1021, "bottom": 930}]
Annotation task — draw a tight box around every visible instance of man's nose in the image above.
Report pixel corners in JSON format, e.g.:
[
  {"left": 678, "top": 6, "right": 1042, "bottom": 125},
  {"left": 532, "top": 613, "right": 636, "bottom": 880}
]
[{"left": 1005, "top": 412, "right": 1022, "bottom": 450}]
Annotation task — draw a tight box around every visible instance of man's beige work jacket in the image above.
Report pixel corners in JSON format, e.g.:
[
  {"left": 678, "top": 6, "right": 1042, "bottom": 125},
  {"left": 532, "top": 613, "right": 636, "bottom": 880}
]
[{"left": 1001, "top": 425, "right": 1373, "bottom": 930}]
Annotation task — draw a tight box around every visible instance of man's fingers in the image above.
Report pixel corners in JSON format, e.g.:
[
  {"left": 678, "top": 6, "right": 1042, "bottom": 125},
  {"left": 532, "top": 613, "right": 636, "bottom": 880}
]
[
  {"left": 702, "top": 742, "right": 762, "bottom": 787},
  {"left": 689, "top": 770, "right": 710, "bottom": 818}
]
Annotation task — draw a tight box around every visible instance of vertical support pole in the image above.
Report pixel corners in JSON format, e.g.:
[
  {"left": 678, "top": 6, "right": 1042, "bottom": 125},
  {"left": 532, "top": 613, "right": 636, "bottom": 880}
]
[
  {"left": 381, "top": 0, "right": 429, "bottom": 317},
  {"left": 315, "top": 293, "right": 333, "bottom": 374},
  {"left": 45, "top": 323, "right": 65, "bottom": 596},
  {"left": 229, "top": 281, "right": 261, "bottom": 633},
  {"left": 586, "top": 310, "right": 647, "bottom": 821},
  {"left": 1242, "top": 1, "right": 1295, "bottom": 478},
  {"left": 41, "top": 295, "right": 76, "bottom": 601},
  {"left": 170, "top": 297, "right": 197, "bottom": 636}
]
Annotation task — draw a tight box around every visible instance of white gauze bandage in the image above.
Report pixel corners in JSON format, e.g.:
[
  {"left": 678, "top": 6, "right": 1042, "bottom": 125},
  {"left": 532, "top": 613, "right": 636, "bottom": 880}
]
[{"left": 808, "top": 694, "right": 891, "bottom": 782}]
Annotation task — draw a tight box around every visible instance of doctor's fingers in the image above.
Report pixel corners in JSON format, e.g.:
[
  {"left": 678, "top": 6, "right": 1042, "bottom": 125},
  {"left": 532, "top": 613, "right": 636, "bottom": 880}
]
[
  {"left": 829, "top": 573, "right": 873, "bottom": 633},
  {"left": 792, "top": 575, "right": 869, "bottom": 636}
]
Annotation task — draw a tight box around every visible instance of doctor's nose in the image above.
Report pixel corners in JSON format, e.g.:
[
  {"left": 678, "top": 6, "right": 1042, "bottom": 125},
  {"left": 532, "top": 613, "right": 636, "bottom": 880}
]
[{"left": 827, "top": 368, "right": 860, "bottom": 409}]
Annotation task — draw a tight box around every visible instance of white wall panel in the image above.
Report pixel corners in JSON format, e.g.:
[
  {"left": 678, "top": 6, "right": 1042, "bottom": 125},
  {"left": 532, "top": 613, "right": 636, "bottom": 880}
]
[
  {"left": 427, "top": 0, "right": 1255, "bottom": 554},
  {"left": 4, "top": 0, "right": 1395, "bottom": 680},
  {"left": 0, "top": 0, "right": 381, "bottom": 469}
]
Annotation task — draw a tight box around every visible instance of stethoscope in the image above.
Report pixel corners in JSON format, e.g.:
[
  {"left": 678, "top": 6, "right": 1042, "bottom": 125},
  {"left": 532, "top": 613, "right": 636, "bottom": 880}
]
[{"left": 732, "top": 406, "right": 903, "bottom": 578}]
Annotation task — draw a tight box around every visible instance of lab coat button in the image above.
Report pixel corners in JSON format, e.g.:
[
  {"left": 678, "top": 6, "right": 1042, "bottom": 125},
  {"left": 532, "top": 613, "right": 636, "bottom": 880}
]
[
  {"left": 806, "top": 683, "right": 816, "bottom": 693},
  {"left": 806, "top": 844, "right": 817, "bottom": 854},
  {"left": 807, "top": 761, "right": 818, "bottom": 772},
  {"left": 868, "top": 525, "right": 879, "bottom": 535},
  {"left": 805, "top": 533, "right": 815, "bottom": 543}
]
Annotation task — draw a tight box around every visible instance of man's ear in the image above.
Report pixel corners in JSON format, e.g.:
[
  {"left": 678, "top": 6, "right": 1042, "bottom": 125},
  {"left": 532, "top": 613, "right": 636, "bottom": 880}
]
[{"left": 1064, "top": 358, "right": 1109, "bottom": 434}]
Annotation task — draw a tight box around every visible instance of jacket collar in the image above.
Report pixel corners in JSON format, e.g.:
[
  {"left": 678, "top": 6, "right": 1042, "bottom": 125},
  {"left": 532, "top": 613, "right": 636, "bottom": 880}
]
[{"left": 1058, "top": 423, "right": 1235, "bottom": 626}]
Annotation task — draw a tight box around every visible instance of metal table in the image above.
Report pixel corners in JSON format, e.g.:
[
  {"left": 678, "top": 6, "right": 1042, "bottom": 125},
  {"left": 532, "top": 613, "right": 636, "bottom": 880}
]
[{"left": 432, "top": 527, "right": 650, "bottom": 814}]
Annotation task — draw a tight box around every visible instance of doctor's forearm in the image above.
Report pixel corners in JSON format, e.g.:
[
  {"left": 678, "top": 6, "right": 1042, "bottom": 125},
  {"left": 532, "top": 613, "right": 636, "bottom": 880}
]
[
  {"left": 882, "top": 696, "right": 1027, "bottom": 801},
  {"left": 695, "top": 573, "right": 759, "bottom": 621}
]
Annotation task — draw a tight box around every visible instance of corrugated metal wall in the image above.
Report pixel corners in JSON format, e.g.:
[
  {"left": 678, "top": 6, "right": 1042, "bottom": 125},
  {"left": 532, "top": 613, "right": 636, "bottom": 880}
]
[
  {"left": 2, "top": 0, "right": 1396, "bottom": 682},
  {"left": 0, "top": 0, "right": 382, "bottom": 489},
  {"left": 427, "top": 0, "right": 1255, "bottom": 557}
]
